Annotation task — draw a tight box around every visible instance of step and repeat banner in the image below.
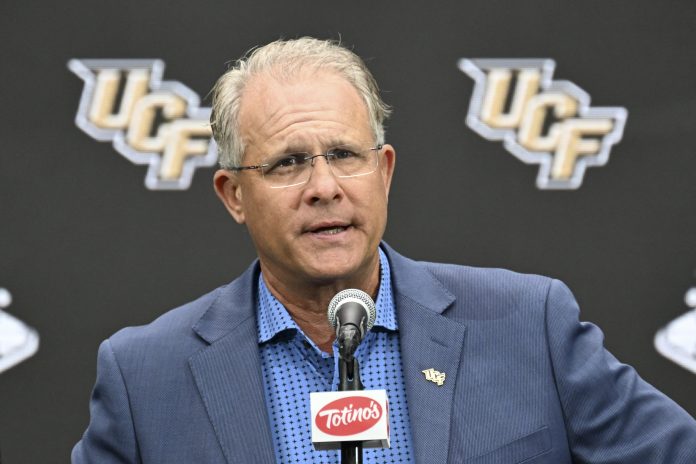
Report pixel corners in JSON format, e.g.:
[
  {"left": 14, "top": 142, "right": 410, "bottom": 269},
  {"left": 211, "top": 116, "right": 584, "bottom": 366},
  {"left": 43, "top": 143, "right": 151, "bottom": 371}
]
[{"left": 1, "top": 1, "right": 695, "bottom": 461}]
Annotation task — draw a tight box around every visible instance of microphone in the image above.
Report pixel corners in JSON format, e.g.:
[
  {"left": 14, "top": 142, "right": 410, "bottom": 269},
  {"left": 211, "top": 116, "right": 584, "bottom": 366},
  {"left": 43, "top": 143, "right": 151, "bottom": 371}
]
[
  {"left": 327, "top": 289, "right": 377, "bottom": 361},
  {"left": 314, "top": 290, "right": 389, "bottom": 456}
]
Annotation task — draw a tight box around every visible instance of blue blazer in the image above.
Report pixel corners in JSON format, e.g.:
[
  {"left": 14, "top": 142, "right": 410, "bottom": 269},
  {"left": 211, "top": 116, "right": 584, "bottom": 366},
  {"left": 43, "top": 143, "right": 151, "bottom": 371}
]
[{"left": 73, "top": 244, "right": 696, "bottom": 463}]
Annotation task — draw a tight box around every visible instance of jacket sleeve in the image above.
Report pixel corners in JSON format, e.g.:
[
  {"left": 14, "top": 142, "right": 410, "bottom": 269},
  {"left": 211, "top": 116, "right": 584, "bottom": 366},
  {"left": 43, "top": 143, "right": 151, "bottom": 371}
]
[
  {"left": 72, "top": 339, "right": 141, "bottom": 464},
  {"left": 545, "top": 279, "right": 696, "bottom": 463}
]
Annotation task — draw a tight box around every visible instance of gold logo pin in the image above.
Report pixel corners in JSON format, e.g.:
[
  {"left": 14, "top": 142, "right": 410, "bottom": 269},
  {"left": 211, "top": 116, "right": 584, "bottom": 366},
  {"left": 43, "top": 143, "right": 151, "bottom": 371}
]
[{"left": 422, "top": 368, "right": 446, "bottom": 386}]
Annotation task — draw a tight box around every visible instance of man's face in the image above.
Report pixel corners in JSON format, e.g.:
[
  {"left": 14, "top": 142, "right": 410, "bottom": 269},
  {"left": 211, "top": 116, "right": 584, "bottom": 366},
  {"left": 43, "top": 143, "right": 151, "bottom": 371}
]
[{"left": 214, "top": 70, "right": 395, "bottom": 289}]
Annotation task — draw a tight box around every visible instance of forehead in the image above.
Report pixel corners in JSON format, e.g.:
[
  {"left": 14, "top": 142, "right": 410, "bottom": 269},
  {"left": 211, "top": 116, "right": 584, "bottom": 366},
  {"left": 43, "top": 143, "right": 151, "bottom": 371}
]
[{"left": 238, "top": 69, "right": 372, "bottom": 153}]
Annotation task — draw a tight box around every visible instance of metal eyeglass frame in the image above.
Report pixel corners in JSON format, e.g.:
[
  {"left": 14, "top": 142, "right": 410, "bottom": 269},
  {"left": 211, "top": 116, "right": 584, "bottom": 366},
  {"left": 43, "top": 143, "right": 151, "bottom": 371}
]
[{"left": 226, "top": 144, "right": 384, "bottom": 188}]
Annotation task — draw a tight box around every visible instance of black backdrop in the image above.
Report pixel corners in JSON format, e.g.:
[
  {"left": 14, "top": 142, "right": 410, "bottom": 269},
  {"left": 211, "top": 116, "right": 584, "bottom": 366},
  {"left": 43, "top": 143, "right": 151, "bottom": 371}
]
[{"left": 1, "top": 1, "right": 695, "bottom": 461}]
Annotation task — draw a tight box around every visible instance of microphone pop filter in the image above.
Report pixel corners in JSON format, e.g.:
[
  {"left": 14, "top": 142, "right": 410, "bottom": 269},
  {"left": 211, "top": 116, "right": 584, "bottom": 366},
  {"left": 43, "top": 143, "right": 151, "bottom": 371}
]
[{"left": 327, "top": 289, "right": 377, "bottom": 332}]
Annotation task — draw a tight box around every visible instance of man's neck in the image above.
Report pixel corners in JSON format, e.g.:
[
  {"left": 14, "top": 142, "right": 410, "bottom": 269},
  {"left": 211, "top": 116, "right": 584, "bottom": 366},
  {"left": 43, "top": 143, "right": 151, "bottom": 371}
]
[{"left": 260, "top": 258, "right": 381, "bottom": 353}]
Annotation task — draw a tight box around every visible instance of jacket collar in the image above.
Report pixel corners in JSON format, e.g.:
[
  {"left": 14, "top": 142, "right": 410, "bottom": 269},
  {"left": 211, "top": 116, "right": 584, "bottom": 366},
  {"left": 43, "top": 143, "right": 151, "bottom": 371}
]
[
  {"left": 192, "top": 261, "right": 260, "bottom": 345},
  {"left": 382, "top": 242, "right": 456, "bottom": 314}
]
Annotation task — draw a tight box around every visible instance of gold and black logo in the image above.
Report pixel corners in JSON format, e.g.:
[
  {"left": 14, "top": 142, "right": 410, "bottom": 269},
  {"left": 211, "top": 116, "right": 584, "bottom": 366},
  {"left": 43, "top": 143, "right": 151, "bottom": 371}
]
[
  {"left": 459, "top": 59, "right": 627, "bottom": 189},
  {"left": 422, "top": 368, "right": 446, "bottom": 386},
  {"left": 68, "top": 59, "right": 216, "bottom": 190}
]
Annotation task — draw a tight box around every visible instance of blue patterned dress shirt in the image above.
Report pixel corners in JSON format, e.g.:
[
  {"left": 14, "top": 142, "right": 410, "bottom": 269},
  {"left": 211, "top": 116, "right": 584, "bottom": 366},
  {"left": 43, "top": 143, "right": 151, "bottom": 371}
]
[{"left": 256, "top": 248, "right": 415, "bottom": 463}]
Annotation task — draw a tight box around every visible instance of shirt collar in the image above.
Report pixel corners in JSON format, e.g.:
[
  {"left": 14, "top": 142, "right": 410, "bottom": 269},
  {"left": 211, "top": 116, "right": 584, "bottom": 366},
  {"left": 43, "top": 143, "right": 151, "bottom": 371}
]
[{"left": 256, "top": 247, "right": 397, "bottom": 344}]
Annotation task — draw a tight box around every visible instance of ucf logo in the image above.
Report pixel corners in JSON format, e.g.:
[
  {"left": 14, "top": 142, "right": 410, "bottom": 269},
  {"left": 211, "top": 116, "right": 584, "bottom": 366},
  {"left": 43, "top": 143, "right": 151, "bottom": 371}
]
[
  {"left": 459, "top": 59, "right": 627, "bottom": 189},
  {"left": 68, "top": 59, "right": 217, "bottom": 190}
]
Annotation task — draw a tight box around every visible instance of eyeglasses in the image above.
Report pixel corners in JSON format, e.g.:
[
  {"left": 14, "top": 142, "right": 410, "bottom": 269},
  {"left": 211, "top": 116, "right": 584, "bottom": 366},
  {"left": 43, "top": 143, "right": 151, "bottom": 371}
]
[{"left": 227, "top": 145, "right": 383, "bottom": 188}]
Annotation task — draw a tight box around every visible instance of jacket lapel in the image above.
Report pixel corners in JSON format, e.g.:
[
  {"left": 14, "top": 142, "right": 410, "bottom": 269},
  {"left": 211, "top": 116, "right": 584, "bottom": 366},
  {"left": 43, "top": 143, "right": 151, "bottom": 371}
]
[
  {"left": 385, "top": 245, "right": 467, "bottom": 464},
  {"left": 188, "top": 263, "right": 276, "bottom": 464}
]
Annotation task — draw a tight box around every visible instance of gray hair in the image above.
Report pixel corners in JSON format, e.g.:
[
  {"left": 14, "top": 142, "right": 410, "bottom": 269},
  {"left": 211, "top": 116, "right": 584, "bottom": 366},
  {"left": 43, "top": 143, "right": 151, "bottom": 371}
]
[{"left": 210, "top": 37, "right": 392, "bottom": 168}]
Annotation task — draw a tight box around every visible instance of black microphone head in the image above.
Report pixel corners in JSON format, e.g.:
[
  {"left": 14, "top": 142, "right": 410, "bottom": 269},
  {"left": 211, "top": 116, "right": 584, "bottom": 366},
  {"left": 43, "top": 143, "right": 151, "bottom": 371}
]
[{"left": 327, "top": 288, "right": 377, "bottom": 333}]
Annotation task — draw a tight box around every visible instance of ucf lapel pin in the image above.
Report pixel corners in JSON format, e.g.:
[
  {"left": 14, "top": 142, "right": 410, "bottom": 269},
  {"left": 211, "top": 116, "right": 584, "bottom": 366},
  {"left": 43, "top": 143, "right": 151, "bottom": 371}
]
[{"left": 422, "top": 368, "right": 446, "bottom": 386}]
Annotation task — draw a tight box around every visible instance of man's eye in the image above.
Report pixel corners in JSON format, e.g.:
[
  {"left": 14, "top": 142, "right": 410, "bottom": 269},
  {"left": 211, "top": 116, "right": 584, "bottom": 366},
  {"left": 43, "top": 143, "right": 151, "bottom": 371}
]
[
  {"left": 271, "top": 154, "right": 307, "bottom": 169},
  {"left": 330, "top": 149, "right": 358, "bottom": 160}
]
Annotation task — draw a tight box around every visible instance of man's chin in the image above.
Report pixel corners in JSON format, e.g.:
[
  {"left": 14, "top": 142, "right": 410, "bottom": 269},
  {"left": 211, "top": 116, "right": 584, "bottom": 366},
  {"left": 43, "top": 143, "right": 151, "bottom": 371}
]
[
  {"left": 300, "top": 250, "right": 376, "bottom": 285},
  {"left": 302, "top": 262, "right": 362, "bottom": 284}
]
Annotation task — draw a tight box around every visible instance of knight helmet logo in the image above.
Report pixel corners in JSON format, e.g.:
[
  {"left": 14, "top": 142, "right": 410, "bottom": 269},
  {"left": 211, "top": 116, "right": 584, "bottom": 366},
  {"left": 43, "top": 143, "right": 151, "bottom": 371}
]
[
  {"left": 68, "top": 59, "right": 217, "bottom": 190},
  {"left": 459, "top": 59, "right": 627, "bottom": 189}
]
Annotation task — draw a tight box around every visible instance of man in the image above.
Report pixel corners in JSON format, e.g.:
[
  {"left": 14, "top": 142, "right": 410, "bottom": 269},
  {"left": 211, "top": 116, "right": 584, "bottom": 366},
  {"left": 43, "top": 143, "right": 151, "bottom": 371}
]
[{"left": 73, "top": 38, "right": 696, "bottom": 463}]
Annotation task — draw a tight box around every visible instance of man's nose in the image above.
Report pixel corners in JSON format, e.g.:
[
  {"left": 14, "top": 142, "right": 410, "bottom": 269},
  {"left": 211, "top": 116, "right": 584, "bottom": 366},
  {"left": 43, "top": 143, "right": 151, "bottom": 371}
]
[
  {"left": 308, "top": 154, "right": 336, "bottom": 178},
  {"left": 304, "top": 155, "right": 342, "bottom": 202}
]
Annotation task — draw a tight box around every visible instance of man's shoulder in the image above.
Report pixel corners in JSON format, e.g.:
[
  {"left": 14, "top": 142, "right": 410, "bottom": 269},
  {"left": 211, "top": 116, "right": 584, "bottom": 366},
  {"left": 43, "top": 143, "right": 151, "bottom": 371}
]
[
  {"left": 107, "top": 284, "right": 227, "bottom": 356},
  {"left": 385, "top": 245, "right": 557, "bottom": 320},
  {"left": 426, "top": 260, "right": 552, "bottom": 302},
  {"left": 384, "top": 242, "right": 551, "bottom": 284},
  {"left": 106, "top": 260, "right": 259, "bottom": 358},
  {"left": 421, "top": 260, "right": 552, "bottom": 291},
  {"left": 387, "top": 245, "right": 553, "bottom": 296}
]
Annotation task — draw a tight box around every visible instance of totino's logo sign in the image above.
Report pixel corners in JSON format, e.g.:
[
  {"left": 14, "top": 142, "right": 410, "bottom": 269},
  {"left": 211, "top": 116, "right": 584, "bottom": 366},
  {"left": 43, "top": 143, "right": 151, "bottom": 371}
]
[
  {"left": 315, "top": 396, "right": 383, "bottom": 436},
  {"left": 459, "top": 59, "right": 627, "bottom": 189},
  {"left": 68, "top": 59, "right": 217, "bottom": 190}
]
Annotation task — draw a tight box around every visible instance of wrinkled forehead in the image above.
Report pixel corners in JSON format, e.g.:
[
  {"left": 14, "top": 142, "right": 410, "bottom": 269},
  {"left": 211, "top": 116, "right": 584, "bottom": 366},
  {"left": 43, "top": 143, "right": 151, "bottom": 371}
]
[{"left": 238, "top": 68, "right": 372, "bottom": 154}]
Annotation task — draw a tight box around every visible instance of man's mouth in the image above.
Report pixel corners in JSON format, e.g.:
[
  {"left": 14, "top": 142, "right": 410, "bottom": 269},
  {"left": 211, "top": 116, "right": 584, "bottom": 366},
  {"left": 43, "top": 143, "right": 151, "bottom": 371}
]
[
  {"left": 313, "top": 226, "right": 348, "bottom": 235},
  {"left": 306, "top": 222, "right": 351, "bottom": 235}
]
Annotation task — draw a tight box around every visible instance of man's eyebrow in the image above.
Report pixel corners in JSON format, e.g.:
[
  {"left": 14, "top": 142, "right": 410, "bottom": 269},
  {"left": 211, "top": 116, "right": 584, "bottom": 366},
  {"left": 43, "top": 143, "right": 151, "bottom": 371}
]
[
  {"left": 324, "top": 138, "right": 353, "bottom": 148},
  {"left": 277, "top": 139, "right": 356, "bottom": 154}
]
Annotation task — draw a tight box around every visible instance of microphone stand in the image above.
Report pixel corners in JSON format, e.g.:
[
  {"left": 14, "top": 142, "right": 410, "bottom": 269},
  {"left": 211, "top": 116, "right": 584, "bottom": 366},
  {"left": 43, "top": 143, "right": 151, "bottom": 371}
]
[{"left": 338, "top": 327, "right": 364, "bottom": 464}]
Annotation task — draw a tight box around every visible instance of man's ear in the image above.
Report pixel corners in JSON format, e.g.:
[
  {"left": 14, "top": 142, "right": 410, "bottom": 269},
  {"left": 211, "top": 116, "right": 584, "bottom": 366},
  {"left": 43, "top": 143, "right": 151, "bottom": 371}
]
[
  {"left": 213, "top": 169, "right": 246, "bottom": 224},
  {"left": 379, "top": 144, "right": 396, "bottom": 197}
]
